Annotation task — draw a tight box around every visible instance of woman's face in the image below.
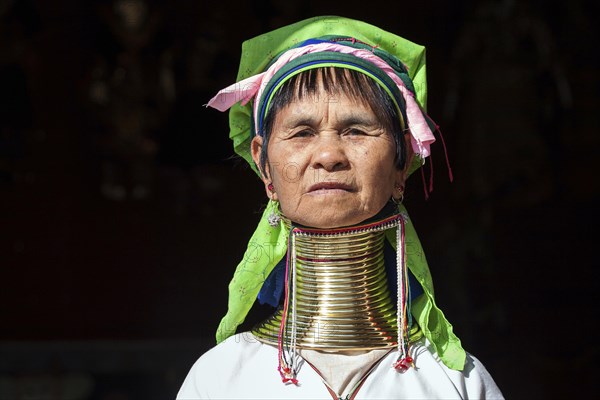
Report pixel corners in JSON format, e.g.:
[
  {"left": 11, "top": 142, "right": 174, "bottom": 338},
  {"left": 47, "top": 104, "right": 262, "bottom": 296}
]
[{"left": 252, "top": 90, "right": 407, "bottom": 229}]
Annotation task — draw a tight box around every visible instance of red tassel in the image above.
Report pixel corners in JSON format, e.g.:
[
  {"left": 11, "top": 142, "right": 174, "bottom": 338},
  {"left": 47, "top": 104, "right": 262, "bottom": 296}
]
[
  {"left": 428, "top": 153, "right": 434, "bottom": 194},
  {"left": 435, "top": 124, "right": 454, "bottom": 183},
  {"left": 422, "top": 113, "right": 454, "bottom": 185},
  {"left": 282, "top": 377, "right": 299, "bottom": 385},
  {"left": 278, "top": 366, "right": 299, "bottom": 385},
  {"left": 393, "top": 356, "right": 414, "bottom": 372},
  {"left": 420, "top": 164, "right": 429, "bottom": 200}
]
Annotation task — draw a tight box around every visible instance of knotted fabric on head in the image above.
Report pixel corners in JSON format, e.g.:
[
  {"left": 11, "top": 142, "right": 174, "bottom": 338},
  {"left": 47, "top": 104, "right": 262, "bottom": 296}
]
[
  {"left": 207, "top": 16, "right": 466, "bottom": 371},
  {"left": 208, "top": 40, "right": 436, "bottom": 165}
]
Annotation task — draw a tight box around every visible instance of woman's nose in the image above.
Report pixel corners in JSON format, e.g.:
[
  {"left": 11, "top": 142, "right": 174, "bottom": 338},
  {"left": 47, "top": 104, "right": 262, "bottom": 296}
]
[{"left": 310, "top": 135, "right": 349, "bottom": 172}]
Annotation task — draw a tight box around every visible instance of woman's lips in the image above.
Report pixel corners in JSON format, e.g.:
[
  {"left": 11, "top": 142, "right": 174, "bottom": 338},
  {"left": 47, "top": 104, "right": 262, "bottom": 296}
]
[{"left": 307, "top": 182, "right": 354, "bottom": 193}]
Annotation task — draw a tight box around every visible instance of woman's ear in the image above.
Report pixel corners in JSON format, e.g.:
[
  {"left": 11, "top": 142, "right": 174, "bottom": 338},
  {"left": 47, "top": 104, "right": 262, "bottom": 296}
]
[
  {"left": 393, "top": 137, "right": 415, "bottom": 199},
  {"left": 251, "top": 136, "right": 277, "bottom": 200},
  {"left": 393, "top": 170, "right": 407, "bottom": 200}
]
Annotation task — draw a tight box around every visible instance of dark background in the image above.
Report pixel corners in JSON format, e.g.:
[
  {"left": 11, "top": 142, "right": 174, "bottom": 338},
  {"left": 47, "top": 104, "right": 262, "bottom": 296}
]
[{"left": 1, "top": 0, "right": 598, "bottom": 399}]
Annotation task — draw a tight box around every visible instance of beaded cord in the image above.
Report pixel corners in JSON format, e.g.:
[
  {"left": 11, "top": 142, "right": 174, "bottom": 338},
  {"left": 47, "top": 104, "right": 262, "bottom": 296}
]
[{"left": 392, "top": 214, "right": 414, "bottom": 371}]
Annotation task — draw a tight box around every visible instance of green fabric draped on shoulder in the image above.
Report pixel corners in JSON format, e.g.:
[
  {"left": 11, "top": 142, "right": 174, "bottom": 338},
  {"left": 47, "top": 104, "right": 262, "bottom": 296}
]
[
  {"left": 216, "top": 200, "right": 289, "bottom": 341},
  {"left": 385, "top": 206, "right": 466, "bottom": 371}
]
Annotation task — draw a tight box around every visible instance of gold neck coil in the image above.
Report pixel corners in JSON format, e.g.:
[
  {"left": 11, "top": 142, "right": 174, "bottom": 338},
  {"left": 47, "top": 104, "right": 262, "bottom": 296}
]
[{"left": 252, "top": 215, "right": 420, "bottom": 351}]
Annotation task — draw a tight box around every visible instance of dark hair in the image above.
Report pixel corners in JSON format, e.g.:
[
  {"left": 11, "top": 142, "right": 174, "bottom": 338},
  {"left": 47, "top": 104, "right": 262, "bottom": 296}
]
[{"left": 259, "top": 67, "right": 407, "bottom": 177}]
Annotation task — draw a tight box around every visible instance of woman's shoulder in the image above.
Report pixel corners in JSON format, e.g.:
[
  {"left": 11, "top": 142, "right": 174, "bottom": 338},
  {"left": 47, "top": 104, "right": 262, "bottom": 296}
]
[
  {"left": 446, "top": 351, "right": 504, "bottom": 399},
  {"left": 176, "top": 333, "right": 281, "bottom": 399},
  {"left": 379, "top": 339, "right": 504, "bottom": 399},
  {"left": 193, "top": 332, "right": 271, "bottom": 365}
]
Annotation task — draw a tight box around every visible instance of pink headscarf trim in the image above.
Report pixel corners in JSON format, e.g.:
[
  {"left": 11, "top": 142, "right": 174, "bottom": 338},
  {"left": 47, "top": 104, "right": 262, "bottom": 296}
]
[{"left": 207, "top": 42, "right": 435, "bottom": 158}]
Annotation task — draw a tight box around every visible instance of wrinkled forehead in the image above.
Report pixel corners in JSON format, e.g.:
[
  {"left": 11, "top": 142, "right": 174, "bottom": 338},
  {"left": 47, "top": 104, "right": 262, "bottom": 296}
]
[{"left": 271, "top": 94, "right": 383, "bottom": 132}]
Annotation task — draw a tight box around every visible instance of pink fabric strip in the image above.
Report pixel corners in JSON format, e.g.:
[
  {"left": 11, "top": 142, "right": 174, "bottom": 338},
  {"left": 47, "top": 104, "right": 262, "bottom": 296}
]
[{"left": 207, "top": 42, "right": 435, "bottom": 158}]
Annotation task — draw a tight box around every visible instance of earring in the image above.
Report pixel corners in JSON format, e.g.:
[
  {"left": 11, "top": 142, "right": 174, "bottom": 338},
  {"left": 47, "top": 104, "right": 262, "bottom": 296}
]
[
  {"left": 267, "top": 183, "right": 281, "bottom": 227},
  {"left": 392, "top": 194, "right": 404, "bottom": 206},
  {"left": 268, "top": 203, "right": 281, "bottom": 227},
  {"left": 392, "top": 184, "right": 404, "bottom": 206}
]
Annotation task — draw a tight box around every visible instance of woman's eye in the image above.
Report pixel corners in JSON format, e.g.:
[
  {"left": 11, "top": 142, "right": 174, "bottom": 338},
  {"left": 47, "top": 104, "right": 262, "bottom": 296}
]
[
  {"left": 346, "top": 128, "right": 366, "bottom": 136},
  {"left": 292, "top": 129, "right": 313, "bottom": 138}
]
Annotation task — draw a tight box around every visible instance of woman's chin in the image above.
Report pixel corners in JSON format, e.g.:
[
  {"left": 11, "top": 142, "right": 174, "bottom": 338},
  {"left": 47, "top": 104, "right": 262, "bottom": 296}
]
[
  {"left": 286, "top": 209, "right": 372, "bottom": 230},
  {"left": 281, "top": 194, "right": 387, "bottom": 229}
]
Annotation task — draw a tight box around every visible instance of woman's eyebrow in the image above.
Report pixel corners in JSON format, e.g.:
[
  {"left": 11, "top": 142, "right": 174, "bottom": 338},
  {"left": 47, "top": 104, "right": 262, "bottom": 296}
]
[
  {"left": 281, "top": 114, "right": 379, "bottom": 129},
  {"left": 281, "top": 115, "right": 318, "bottom": 128},
  {"left": 337, "top": 115, "right": 379, "bottom": 127}
]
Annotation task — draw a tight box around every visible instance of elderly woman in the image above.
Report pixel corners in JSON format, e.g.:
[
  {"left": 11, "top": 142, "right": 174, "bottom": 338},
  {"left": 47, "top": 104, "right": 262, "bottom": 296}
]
[{"left": 177, "top": 16, "right": 503, "bottom": 399}]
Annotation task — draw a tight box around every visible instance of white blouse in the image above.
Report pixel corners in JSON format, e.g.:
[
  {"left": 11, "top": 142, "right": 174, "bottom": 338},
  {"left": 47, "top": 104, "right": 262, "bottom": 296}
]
[{"left": 177, "top": 333, "right": 504, "bottom": 399}]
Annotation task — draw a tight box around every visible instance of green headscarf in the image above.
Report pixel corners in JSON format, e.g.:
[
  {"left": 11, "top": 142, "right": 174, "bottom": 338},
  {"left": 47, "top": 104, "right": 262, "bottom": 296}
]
[{"left": 213, "top": 16, "right": 466, "bottom": 371}]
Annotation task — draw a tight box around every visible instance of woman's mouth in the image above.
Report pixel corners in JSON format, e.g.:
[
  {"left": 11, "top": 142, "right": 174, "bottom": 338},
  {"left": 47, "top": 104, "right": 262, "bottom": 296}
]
[{"left": 307, "top": 182, "right": 354, "bottom": 194}]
